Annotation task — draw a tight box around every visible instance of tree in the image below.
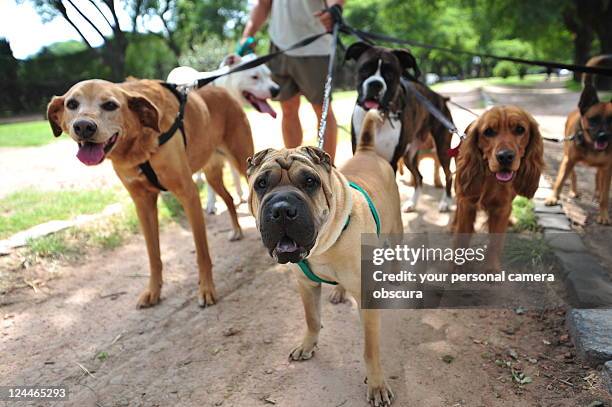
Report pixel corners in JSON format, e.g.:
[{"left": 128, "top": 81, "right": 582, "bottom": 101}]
[
  {"left": 26, "top": 0, "right": 128, "bottom": 80},
  {"left": 0, "top": 39, "right": 21, "bottom": 114}
]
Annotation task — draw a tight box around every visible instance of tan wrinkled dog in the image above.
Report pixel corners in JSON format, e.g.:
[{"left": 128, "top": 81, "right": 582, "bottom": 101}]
[
  {"left": 247, "top": 110, "right": 402, "bottom": 406},
  {"left": 47, "top": 79, "right": 252, "bottom": 308}
]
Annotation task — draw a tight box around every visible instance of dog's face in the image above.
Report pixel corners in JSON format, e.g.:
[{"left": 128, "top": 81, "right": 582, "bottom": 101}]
[
  {"left": 246, "top": 147, "right": 335, "bottom": 264},
  {"left": 345, "top": 42, "right": 420, "bottom": 111},
  {"left": 47, "top": 79, "right": 159, "bottom": 166},
  {"left": 457, "top": 105, "right": 543, "bottom": 199},
  {"left": 471, "top": 106, "right": 538, "bottom": 182},
  {"left": 220, "top": 54, "right": 280, "bottom": 118},
  {"left": 578, "top": 83, "right": 612, "bottom": 152}
]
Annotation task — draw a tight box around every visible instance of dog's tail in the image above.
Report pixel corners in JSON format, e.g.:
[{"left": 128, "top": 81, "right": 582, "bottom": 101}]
[{"left": 356, "top": 109, "right": 383, "bottom": 153}]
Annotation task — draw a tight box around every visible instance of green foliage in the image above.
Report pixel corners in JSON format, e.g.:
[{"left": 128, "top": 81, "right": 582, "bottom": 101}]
[
  {"left": 493, "top": 61, "right": 518, "bottom": 79},
  {"left": 0, "top": 120, "right": 56, "bottom": 147},
  {"left": 125, "top": 34, "right": 177, "bottom": 79},
  {"left": 511, "top": 196, "right": 538, "bottom": 232},
  {"left": 178, "top": 37, "right": 234, "bottom": 71},
  {"left": 44, "top": 40, "right": 87, "bottom": 56}
]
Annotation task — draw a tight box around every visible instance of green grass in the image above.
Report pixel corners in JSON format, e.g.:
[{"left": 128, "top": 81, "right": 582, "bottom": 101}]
[
  {"left": 511, "top": 196, "right": 538, "bottom": 233},
  {"left": 0, "top": 188, "right": 119, "bottom": 239},
  {"left": 431, "top": 74, "right": 547, "bottom": 91},
  {"left": 0, "top": 120, "right": 56, "bottom": 147},
  {"left": 25, "top": 201, "right": 141, "bottom": 259}
]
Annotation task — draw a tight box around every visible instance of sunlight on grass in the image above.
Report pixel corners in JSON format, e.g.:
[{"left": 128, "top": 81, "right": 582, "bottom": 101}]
[
  {"left": 0, "top": 188, "right": 119, "bottom": 239},
  {"left": 511, "top": 196, "right": 538, "bottom": 233},
  {"left": 0, "top": 120, "right": 55, "bottom": 147}
]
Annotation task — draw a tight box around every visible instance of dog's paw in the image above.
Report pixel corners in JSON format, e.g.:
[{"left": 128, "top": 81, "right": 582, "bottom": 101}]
[
  {"left": 198, "top": 285, "right": 217, "bottom": 308},
  {"left": 136, "top": 288, "right": 161, "bottom": 309},
  {"left": 438, "top": 199, "right": 450, "bottom": 213},
  {"left": 544, "top": 196, "right": 559, "bottom": 206},
  {"left": 329, "top": 285, "right": 347, "bottom": 304},
  {"left": 289, "top": 340, "right": 317, "bottom": 361},
  {"left": 402, "top": 201, "right": 416, "bottom": 213},
  {"left": 366, "top": 378, "right": 394, "bottom": 406},
  {"left": 228, "top": 228, "right": 244, "bottom": 241},
  {"left": 568, "top": 190, "right": 581, "bottom": 199},
  {"left": 596, "top": 213, "right": 610, "bottom": 225}
]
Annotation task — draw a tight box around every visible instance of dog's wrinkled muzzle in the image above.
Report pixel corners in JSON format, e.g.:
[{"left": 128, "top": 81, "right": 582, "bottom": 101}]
[{"left": 259, "top": 191, "right": 317, "bottom": 264}]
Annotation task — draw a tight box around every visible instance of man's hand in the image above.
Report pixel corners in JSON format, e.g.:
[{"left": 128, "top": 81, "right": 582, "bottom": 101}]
[{"left": 314, "top": 4, "right": 343, "bottom": 32}]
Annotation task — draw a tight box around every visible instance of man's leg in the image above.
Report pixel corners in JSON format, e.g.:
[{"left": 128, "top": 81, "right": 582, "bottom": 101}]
[
  {"left": 281, "top": 94, "right": 303, "bottom": 148},
  {"left": 312, "top": 103, "right": 337, "bottom": 162}
]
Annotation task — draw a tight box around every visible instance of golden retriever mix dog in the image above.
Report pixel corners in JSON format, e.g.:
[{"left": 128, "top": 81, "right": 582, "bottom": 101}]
[
  {"left": 453, "top": 106, "right": 544, "bottom": 269},
  {"left": 545, "top": 83, "right": 612, "bottom": 224},
  {"left": 47, "top": 79, "right": 253, "bottom": 308}
]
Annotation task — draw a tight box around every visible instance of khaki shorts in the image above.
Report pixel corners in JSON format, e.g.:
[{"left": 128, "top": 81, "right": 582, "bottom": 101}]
[{"left": 268, "top": 43, "right": 329, "bottom": 105}]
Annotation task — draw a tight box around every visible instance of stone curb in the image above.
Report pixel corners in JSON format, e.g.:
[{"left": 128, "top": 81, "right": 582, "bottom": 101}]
[{"left": 532, "top": 179, "right": 612, "bottom": 393}]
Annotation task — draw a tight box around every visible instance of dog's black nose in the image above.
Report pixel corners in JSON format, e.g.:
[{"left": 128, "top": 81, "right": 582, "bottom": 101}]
[
  {"left": 73, "top": 119, "right": 97, "bottom": 139},
  {"left": 367, "top": 80, "right": 384, "bottom": 94},
  {"left": 270, "top": 201, "right": 298, "bottom": 221},
  {"left": 270, "top": 86, "right": 280, "bottom": 98},
  {"left": 596, "top": 131, "right": 609, "bottom": 141},
  {"left": 496, "top": 149, "right": 515, "bottom": 166}
]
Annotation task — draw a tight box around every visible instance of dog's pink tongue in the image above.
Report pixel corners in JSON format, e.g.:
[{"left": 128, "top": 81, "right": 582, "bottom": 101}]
[
  {"left": 76, "top": 142, "right": 105, "bottom": 166},
  {"left": 276, "top": 237, "right": 298, "bottom": 253},
  {"left": 595, "top": 140, "right": 608, "bottom": 150},
  {"left": 495, "top": 171, "right": 514, "bottom": 182},
  {"left": 364, "top": 100, "right": 380, "bottom": 110},
  {"left": 254, "top": 98, "right": 277, "bottom": 118}
]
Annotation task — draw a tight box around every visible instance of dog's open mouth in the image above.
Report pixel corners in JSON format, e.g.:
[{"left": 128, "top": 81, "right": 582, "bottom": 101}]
[
  {"left": 243, "top": 91, "right": 277, "bottom": 118},
  {"left": 271, "top": 235, "right": 306, "bottom": 264},
  {"left": 363, "top": 99, "right": 380, "bottom": 110},
  {"left": 594, "top": 140, "right": 609, "bottom": 151},
  {"left": 495, "top": 170, "right": 514, "bottom": 183},
  {"left": 76, "top": 133, "right": 118, "bottom": 166}
]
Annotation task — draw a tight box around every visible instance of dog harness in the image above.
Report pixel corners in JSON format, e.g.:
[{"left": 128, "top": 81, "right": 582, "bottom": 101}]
[
  {"left": 138, "top": 82, "right": 188, "bottom": 191},
  {"left": 297, "top": 181, "right": 381, "bottom": 285}
]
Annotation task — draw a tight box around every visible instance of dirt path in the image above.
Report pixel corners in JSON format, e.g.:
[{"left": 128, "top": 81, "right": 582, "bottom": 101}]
[{"left": 1, "top": 87, "right": 609, "bottom": 406}]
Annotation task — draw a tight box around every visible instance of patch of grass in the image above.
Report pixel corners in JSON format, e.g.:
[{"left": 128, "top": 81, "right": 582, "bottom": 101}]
[
  {"left": 0, "top": 121, "right": 56, "bottom": 147},
  {"left": 0, "top": 188, "right": 120, "bottom": 239},
  {"left": 565, "top": 79, "right": 582, "bottom": 92},
  {"left": 487, "top": 74, "right": 545, "bottom": 87},
  {"left": 503, "top": 234, "right": 554, "bottom": 270},
  {"left": 26, "top": 201, "right": 141, "bottom": 259},
  {"left": 27, "top": 234, "right": 71, "bottom": 258},
  {"left": 511, "top": 196, "right": 538, "bottom": 233}
]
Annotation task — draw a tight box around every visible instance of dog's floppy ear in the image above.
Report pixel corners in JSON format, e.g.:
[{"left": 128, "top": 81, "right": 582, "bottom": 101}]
[
  {"left": 301, "top": 146, "right": 332, "bottom": 172},
  {"left": 47, "top": 96, "right": 65, "bottom": 137},
  {"left": 247, "top": 148, "right": 274, "bottom": 177},
  {"left": 128, "top": 95, "right": 160, "bottom": 132},
  {"left": 392, "top": 49, "right": 421, "bottom": 79},
  {"left": 578, "top": 82, "right": 599, "bottom": 115},
  {"left": 221, "top": 54, "right": 241, "bottom": 68},
  {"left": 345, "top": 41, "right": 371, "bottom": 62},
  {"left": 456, "top": 120, "right": 485, "bottom": 199},
  {"left": 514, "top": 113, "right": 544, "bottom": 198}
]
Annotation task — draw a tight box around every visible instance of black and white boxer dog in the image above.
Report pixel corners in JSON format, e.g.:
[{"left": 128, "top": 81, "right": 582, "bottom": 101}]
[{"left": 346, "top": 41, "right": 454, "bottom": 213}]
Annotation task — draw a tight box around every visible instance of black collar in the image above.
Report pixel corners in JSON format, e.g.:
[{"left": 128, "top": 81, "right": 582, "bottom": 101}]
[{"left": 138, "top": 82, "right": 188, "bottom": 191}]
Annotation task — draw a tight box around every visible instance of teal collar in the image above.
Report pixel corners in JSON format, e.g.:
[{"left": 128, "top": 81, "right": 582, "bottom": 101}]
[{"left": 297, "top": 181, "right": 380, "bottom": 285}]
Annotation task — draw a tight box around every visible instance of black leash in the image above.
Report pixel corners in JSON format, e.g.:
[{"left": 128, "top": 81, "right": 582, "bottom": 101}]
[
  {"left": 342, "top": 26, "right": 612, "bottom": 77},
  {"left": 317, "top": 21, "right": 341, "bottom": 149},
  {"left": 195, "top": 33, "right": 329, "bottom": 88},
  {"left": 138, "top": 82, "right": 188, "bottom": 191}
]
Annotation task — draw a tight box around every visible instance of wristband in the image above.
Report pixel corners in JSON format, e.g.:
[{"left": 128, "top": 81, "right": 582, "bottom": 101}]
[{"left": 236, "top": 37, "right": 256, "bottom": 56}]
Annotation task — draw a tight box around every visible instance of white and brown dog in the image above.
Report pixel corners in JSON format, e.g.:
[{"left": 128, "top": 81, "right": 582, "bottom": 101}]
[
  {"left": 168, "top": 54, "right": 280, "bottom": 214},
  {"left": 346, "top": 41, "right": 455, "bottom": 213},
  {"left": 247, "top": 110, "right": 402, "bottom": 406}
]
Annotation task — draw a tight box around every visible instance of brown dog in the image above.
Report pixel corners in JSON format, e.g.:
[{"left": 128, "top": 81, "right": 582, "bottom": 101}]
[
  {"left": 247, "top": 110, "right": 402, "bottom": 406},
  {"left": 47, "top": 79, "right": 253, "bottom": 307},
  {"left": 453, "top": 106, "right": 543, "bottom": 269},
  {"left": 545, "top": 83, "right": 612, "bottom": 224}
]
